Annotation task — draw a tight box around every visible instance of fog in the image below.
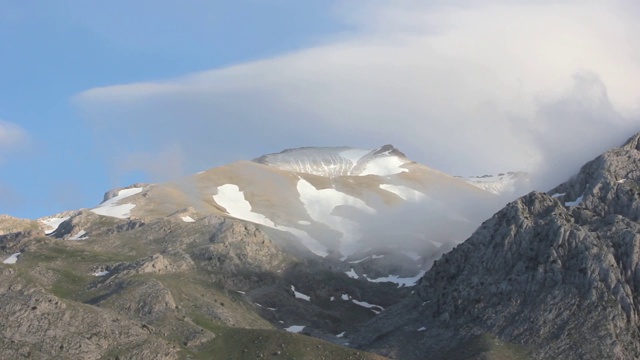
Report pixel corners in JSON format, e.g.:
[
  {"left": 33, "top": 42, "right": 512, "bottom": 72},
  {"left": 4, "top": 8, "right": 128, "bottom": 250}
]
[{"left": 73, "top": 1, "right": 640, "bottom": 268}]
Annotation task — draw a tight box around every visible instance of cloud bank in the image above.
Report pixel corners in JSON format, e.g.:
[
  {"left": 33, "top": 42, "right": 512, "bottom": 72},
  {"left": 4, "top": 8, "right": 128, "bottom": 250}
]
[
  {"left": 75, "top": 0, "right": 640, "bottom": 192},
  {"left": 0, "top": 120, "right": 29, "bottom": 163}
]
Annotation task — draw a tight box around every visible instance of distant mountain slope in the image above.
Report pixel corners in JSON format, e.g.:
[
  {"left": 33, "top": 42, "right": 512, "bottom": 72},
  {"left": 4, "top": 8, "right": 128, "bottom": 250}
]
[
  {"left": 60, "top": 145, "right": 501, "bottom": 277},
  {"left": 351, "top": 132, "right": 640, "bottom": 359}
]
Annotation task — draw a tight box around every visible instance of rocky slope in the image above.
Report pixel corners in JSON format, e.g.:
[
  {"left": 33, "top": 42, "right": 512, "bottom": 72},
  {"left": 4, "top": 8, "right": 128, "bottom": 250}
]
[{"left": 350, "top": 132, "right": 640, "bottom": 359}]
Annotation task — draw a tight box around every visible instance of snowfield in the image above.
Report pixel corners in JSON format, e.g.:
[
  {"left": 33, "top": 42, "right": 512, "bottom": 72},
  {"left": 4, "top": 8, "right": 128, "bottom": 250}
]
[
  {"left": 213, "top": 183, "right": 328, "bottom": 257},
  {"left": 181, "top": 216, "right": 195, "bottom": 223},
  {"left": 285, "top": 325, "right": 305, "bottom": 333},
  {"left": 361, "top": 157, "right": 408, "bottom": 176},
  {"left": 379, "top": 184, "right": 425, "bottom": 201},
  {"left": 91, "top": 187, "right": 143, "bottom": 219},
  {"left": 291, "top": 285, "right": 311, "bottom": 301},
  {"left": 364, "top": 270, "right": 427, "bottom": 287},
  {"left": 41, "top": 217, "right": 69, "bottom": 235},
  {"left": 2, "top": 252, "right": 20, "bottom": 264}
]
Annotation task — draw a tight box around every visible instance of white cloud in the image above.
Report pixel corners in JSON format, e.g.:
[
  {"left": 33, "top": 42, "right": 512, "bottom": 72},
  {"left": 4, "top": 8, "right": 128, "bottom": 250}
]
[
  {"left": 0, "top": 120, "right": 29, "bottom": 162},
  {"left": 75, "top": 0, "right": 640, "bottom": 191}
]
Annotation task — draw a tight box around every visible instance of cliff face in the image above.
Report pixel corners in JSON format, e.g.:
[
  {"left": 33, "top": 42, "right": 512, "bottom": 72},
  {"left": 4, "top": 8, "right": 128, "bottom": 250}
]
[{"left": 352, "top": 133, "right": 640, "bottom": 360}]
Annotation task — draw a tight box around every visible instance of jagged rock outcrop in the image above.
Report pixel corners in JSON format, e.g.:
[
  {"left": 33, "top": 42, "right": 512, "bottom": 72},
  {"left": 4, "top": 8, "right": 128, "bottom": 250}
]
[
  {"left": 351, "top": 132, "right": 640, "bottom": 359},
  {"left": 0, "top": 267, "right": 177, "bottom": 359}
]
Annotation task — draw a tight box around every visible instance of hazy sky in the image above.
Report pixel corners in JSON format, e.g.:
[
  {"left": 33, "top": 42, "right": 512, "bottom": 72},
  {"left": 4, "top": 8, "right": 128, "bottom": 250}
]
[{"left": 2, "top": 0, "right": 639, "bottom": 219}]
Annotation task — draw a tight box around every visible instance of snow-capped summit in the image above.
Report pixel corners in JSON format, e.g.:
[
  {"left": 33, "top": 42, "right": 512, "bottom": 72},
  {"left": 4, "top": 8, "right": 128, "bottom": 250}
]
[
  {"left": 253, "top": 145, "right": 410, "bottom": 178},
  {"left": 460, "top": 171, "right": 530, "bottom": 195}
]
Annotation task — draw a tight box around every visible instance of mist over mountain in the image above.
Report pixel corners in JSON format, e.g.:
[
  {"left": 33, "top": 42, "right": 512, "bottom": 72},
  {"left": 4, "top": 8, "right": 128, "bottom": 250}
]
[{"left": 351, "top": 132, "right": 640, "bottom": 359}]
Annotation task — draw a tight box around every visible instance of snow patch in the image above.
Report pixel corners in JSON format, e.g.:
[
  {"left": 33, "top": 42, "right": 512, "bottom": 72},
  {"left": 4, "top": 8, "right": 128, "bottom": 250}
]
[
  {"left": 348, "top": 256, "right": 369, "bottom": 264},
  {"left": 417, "top": 327, "right": 426, "bottom": 332},
  {"left": 214, "top": 184, "right": 328, "bottom": 257},
  {"left": 297, "top": 220, "right": 311, "bottom": 225},
  {"left": 91, "top": 187, "right": 143, "bottom": 219},
  {"left": 336, "top": 332, "right": 346, "bottom": 338},
  {"left": 181, "top": 216, "right": 195, "bottom": 223},
  {"left": 41, "top": 217, "right": 69, "bottom": 235},
  {"left": 296, "top": 178, "right": 375, "bottom": 255},
  {"left": 291, "top": 285, "right": 311, "bottom": 301},
  {"left": 364, "top": 270, "right": 426, "bottom": 287},
  {"left": 69, "top": 230, "right": 88, "bottom": 240},
  {"left": 565, "top": 195, "right": 584, "bottom": 207},
  {"left": 352, "top": 299, "right": 384, "bottom": 314},
  {"left": 345, "top": 268, "right": 359, "bottom": 279},
  {"left": 360, "top": 157, "right": 408, "bottom": 176},
  {"left": 213, "top": 184, "right": 275, "bottom": 226},
  {"left": 92, "top": 270, "right": 109, "bottom": 277},
  {"left": 341, "top": 293, "right": 350, "bottom": 301},
  {"left": 379, "top": 184, "right": 425, "bottom": 201},
  {"left": 285, "top": 325, "right": 305, "bottom": 333},
  {"left": 551, "top": 193, "right": 565, "bottom": 198},
  {"left": 2, "top": 252, "right": 20, "bottom": 264}
]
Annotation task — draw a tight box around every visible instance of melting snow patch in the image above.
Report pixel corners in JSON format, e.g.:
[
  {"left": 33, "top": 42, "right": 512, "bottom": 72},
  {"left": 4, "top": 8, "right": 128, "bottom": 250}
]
[
  {"left": 69, "top": 230, "right": 88, "bottom": 240},
  {"left": 617, "top": 179, "right": 627, "bottom": 184},
  {"left": 330, "top": 296, "right": 335, "bottom": 301},
  {"left": 92, "top": 270, "right": 109, "bottom": 277},
  {"left": 291, "top": 285, "right": 310, "bottom": 301},
  {"left": 345, "top": 268, "right": 359, "bottom": 279},
  {"left": 92, "top": 187, "right": 143, "bottom": 219},
  {"left": 181, "top": 216, "right": 195, "bottom": 223},
  {"left": 297, "top": 220, "right": 311, "bottom": 225},
  {"left": 364, "top": 270, "right": 427, "bottom": 288},
  {"left": 348, "top": 256, "right": 369, "bottom": 264},
  {"left": 361, "top": 157, "right": 408, "bottom": 176},
  {"left": 285, "top": 325, "right": 305, "bottom": 333},
  {"left": 352, "top": 299, "right": 384, "bottom": 314},
  {"left": 565, "top": 195, "right": 584, "bottom": 207},
  {"left": 417, "top": 327, "right": 426, "bottom": 332},
  {"left": 551, "top": 193, "right": 565, "bottom": 198},
  {"left": 214, "top": 184, "right": 328, "bottom": 257},
  {"left": 296, "top": 178, "right": 375, "bottom": 255},
  {"left": 336, "top": 332, "right": 346, "bottom": 338},
  {"left": 341, "top": 293, "right": 350, "bottom": 301},
  {"left": 236, "top": 291, "right": 246, "bottom": 295},
  {"left": 372, "top": 254, "right": 384, "bottom": 259},
  {"left": 41, "top": 217, "right": 69, "bottom": 235},
  {"left": 213, "top": 184, "right": 275, "bottom": 227},
  {"left": 379, "top": 184, "right": 425, "bottom": 201},
  {"left": 2, "top": 252, "right": 20, "bottom": 264}
]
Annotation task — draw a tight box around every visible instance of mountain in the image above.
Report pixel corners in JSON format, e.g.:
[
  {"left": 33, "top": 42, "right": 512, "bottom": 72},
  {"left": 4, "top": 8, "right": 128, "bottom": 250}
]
[
  {"left": 350, "top": 133, "right": 640, "bottom": 359},
  {"left": 460, "top": 171, "right": 530, "bottom": 196},
  {"left": 0, "top": 144, "right": 504, "bottom": 359}
]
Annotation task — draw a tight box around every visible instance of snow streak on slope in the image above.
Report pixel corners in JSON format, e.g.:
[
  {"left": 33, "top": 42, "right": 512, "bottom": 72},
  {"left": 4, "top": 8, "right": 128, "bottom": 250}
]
[
  {"left": 213, "top": 184, "right": 329, "bottom": 257},
  {"left": 41, "top": 217, "right": 70, "bottom": 235},
  {"left": 2, "top": 252, "right": 20, "bottom": 264},
  {"left": 379, "top": 184, "right": 425, "bottom": 201},
  {"left": 213, "top": 184, "right": 275, "bottom": 226},
  {"left": 361, "top": 157, "right": 408, "bottom": 176},
  {"left": 91, "top": 187, "right": 143, "bottom": 218},
  {"left": 254, "top": 145, "right": 409, "bottom": 178},
  {"left": 296, "top": 178, "right": 375, "bottom": 255}
]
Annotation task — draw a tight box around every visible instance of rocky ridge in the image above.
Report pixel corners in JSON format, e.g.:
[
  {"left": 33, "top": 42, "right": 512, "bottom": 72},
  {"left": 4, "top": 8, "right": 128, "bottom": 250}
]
[{"left": 351, "top": 132, "right": 640, "bottom": 359}]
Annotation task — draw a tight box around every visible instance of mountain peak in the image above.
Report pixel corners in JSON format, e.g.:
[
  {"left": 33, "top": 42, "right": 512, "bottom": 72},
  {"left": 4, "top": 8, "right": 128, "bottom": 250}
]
[{"left": 253, "top": 145, "right": 410, "bottom": 178}]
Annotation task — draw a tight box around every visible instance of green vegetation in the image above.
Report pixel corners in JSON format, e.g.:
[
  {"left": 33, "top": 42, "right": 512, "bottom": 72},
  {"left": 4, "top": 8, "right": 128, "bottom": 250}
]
[
  {"left": 438, "top": 334, "right": 530, "bottom": 360},
  {"left": 180, "top": 326, "right": 388, "bottom": 360}
]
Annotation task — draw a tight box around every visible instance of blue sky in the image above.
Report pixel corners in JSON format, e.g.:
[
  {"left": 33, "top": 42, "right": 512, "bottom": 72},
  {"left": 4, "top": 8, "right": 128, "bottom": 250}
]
[
  {"left": 1, "top": 0, "right": 640, "bottom": 219},
  {"left": 0, "top": 0, "right": 346, "bottom": 218}
]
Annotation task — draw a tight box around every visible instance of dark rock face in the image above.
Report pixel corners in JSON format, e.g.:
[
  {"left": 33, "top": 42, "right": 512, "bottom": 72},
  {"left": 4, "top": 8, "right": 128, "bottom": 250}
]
[{"left": 352, "top": 133, "right": 640, "bottom": 359}]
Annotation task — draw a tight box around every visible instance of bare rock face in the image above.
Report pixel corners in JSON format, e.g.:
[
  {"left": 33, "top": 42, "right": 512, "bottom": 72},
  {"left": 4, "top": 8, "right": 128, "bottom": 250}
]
[
  {"left": 351, "top": 133, "right": 640, "bottom": 359},
  {"left": 194, "top": 220, "right": 289, "bottom": 274},
  {"left": 0, "top": 268, "right": 177, "bottom": 360}
]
